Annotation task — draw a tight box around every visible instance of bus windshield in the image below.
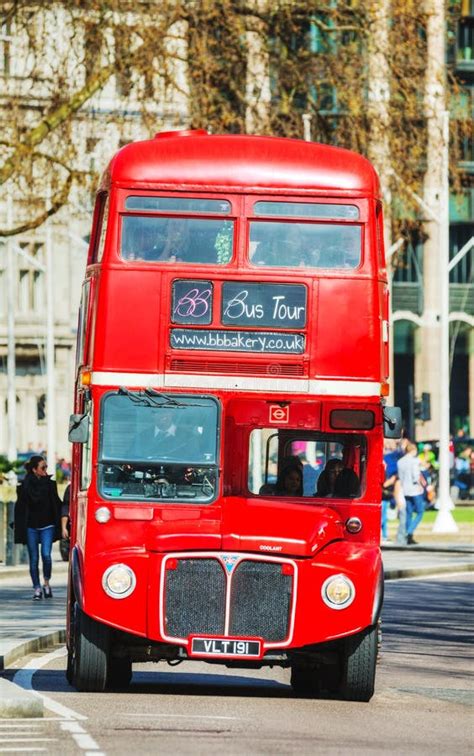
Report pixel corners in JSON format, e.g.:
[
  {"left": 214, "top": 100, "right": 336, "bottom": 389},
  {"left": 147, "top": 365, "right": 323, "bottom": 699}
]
[
  {"left": 249, "top": 221, "right": 361, "bottom": 269},
  {"left": 98, "top": 393, "right": 219, "bottom": 503}
]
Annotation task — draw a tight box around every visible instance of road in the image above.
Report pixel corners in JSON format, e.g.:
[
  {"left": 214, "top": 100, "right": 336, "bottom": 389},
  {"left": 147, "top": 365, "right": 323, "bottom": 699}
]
[{"left": 3, "top": 573, "right": 473, "bottom": 755}]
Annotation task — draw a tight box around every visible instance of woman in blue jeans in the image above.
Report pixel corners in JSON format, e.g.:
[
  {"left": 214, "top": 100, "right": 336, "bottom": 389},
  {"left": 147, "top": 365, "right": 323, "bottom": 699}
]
[{"left": 14, "top": 456, "right": 62, "bottom": 600}]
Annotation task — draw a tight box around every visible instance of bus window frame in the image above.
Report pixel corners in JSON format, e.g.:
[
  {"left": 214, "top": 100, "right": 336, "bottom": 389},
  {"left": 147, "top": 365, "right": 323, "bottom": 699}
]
[
  {"left": 245, "top": 195, "right": 369, "bottom": 273},
  {"left": 247, "top": 217, "right": 365, "bottom": 272},
  {"left": 80, "top": 396, "right": 93, "bottom": 491},
  {"left": 88, "top": 191, "right": 109, "bottom": 265},
  {"left": 247, "top": 427, "right": 367, "bottom": 500},
  {"left": 96, "top": 390, "right": 222, "bottom": 505},
  {"left": 119, "top": 212, "right": 236, "bottom": 266},
  {"left": 75, "top": 279, "right": 92, "bottom": 371}
]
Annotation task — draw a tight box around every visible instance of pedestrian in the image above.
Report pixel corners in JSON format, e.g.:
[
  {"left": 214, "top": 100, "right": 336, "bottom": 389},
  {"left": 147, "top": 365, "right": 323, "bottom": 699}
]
[
  {"left": 383, "top": 440, "right": 407, "bottom": 545},
  {"left": 13, "top": 455, "right": 62, "bottom": 600},
  {"left": 397, "top": 441, "right": 426, "bottom": 545}
]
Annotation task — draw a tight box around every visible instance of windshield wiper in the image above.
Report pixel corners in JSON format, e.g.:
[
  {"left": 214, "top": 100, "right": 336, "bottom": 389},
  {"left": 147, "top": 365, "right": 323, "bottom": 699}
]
[{"left": 117, "top": 387, "right": 208, "bottom": 408}]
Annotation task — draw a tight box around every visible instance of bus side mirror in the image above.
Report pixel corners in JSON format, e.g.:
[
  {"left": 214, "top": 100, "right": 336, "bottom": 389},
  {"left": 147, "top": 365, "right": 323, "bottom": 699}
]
[
  {"left": 383, "top": 407, "right": 402, "bottom": 439},
  {"left": 69, "top": 414, "right": 90, "bottom": 443}
]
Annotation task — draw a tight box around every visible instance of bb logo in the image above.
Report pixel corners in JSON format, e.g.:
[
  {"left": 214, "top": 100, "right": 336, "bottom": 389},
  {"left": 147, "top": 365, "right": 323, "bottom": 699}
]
[{"left": 269, "top": 405, "right": 289, "bottom": 424}]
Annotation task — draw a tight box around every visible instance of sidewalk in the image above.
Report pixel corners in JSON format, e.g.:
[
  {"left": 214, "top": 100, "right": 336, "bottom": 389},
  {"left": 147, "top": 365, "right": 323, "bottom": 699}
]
[{"left": 0, "top": 539, "right": 472, "bottom": 717}]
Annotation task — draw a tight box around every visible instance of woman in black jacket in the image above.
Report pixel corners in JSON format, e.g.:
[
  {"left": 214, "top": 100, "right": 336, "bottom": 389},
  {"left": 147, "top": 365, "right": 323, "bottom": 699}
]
[{"left": 14, "top": 456, "right": 62, "bottom": 600}]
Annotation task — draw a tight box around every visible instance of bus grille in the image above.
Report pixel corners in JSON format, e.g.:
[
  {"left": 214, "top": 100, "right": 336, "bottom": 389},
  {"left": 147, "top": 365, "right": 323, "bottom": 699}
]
[
  {"left": 165, "top": 559, "right": 226, "bottom": 637},
  {"left": 229, "top": 561, "right": 292, "bottom": 641},
  {"left": 163, "top": 557, "right": 293, "bottom": 643},
  {"left": 170, "top": 358, "right": 305, "bottom": 376}
]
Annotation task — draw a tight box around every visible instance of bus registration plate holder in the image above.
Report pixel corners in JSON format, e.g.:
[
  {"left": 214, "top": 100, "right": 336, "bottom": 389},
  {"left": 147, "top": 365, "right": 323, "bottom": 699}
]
[{"left": 190, "top": 637, "right": 261, "bottom": 658}]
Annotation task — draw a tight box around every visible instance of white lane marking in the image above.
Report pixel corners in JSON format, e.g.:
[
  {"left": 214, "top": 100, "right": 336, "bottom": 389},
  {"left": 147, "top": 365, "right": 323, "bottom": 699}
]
[
  {"left": 12, "top": 648, "right": 86, "bottom": 721},
  {"left": 60, "top": 722, "right": 86, "bottom": 734},
  {"left": 0, "top": 750, "right": 47, "bottom": 753},
  {"left": 11, "top": 647, "right": 104, "bottom": 754},
  {"left": 73, "top": 734, "right": 102, "bottom": 750},
  {"left": 125, "top": 713, "right": 237, "bottom": 720}
]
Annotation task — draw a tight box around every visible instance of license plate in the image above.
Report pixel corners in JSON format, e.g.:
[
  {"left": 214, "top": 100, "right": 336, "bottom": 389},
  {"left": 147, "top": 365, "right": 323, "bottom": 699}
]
[{"left": 190, "top": 637, "right": 261, "bottom": 658}]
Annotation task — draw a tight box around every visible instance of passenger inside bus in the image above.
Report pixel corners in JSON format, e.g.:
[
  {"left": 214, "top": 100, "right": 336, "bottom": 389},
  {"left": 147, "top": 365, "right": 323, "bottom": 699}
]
[
  {"left": 249, "top": 221, "right": 361, "bottom": 269},
  {"left": 252, "top": 223, "right": 308, "bottom": 267},
  {"left": 274, "top": 460, "right": 304, "bottom": 496},
  {"left": 316, "top": 458, "right": 360, "bottom": 498},
  {"left": 249, "top": 431, "right": 363, "bottom": 499},
  {"left": 121, "top": 216, "right": 233, "bottom": 264},
  {"left": 153, "top": 219, "right": 191, "bottom": 262}
]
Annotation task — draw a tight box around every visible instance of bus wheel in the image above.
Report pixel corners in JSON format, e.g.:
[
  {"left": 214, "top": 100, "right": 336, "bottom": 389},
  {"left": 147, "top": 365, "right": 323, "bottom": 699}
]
[
  {"left": 107, "top": 658, "right": 132, "bottom": 689},
  {"left": 73, "top": 606, "right": 110, "bottom": 692},
  {"left": 339, "top": 625, "right": 377, "bottom": 702}
]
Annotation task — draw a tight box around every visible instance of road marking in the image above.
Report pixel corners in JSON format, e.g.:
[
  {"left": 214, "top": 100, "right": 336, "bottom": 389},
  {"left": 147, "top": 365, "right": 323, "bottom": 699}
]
[
  {"left": 0, "top": 749, "right": 47, "bottom": 753},
  {"left": 124, "top": 713, "right": 238, "bottom": 720},
  {"left": 11, "top": 648, "right": 104, "bottom": 754},
  {"left": 12, "top": 647, "right": 86, "bottom": 721}
]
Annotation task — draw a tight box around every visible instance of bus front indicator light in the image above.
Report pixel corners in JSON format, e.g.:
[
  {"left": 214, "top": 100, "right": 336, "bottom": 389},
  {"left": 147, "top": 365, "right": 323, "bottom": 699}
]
[
  {"left": 102, "top": 564, "right": 136, "bottom": 599},
  {"left": 322, "top": 575, "right": 355, "bottom": 609},
  {"left": 345, "top": 517, "right": 362, "bottom": 534}
]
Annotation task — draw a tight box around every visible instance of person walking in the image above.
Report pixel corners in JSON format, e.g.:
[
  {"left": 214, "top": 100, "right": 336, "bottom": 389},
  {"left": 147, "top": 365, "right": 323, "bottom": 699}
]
[
  {"left": 14, "top": 455, "right": 62, "bottom": 600},
  {"left": 397, "top": 442, "right": 426, "bottom": 545}
]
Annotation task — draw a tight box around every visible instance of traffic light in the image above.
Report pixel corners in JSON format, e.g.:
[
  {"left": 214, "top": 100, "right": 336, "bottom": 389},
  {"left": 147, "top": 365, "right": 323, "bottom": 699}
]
[{"left": 414, "top": 392, "right": 431, "bottom": 422}]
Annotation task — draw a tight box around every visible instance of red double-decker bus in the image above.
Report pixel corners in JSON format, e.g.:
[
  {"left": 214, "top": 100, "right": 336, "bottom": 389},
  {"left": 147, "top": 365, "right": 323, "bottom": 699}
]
[{"left": 67, "top": 130, "right": 401, "bottom": 701}]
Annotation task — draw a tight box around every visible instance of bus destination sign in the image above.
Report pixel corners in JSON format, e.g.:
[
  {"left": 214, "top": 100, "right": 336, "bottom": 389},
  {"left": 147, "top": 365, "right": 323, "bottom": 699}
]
[
  {"left": 172, "top": 280, "right": 307, "bottom": 329},
  {"left": 171, "top": 280, "right": 306, "bottom": 354},
  {"left": 222, "top": 282, "right": 307, "bottom": 328}
]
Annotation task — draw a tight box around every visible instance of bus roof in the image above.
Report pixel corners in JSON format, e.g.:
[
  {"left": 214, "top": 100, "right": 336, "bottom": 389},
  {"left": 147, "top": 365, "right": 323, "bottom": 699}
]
[{"left": 103, "top": 130, "right": 380, "bottom": 198}]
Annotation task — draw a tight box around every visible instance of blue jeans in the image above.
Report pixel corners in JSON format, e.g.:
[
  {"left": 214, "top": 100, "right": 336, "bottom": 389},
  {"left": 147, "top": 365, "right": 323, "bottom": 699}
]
[
  {"left": 26, "top": 526, "right": 55, "bottom": 590},
  {"left": 405, "top": 495, "right": 425, "bottom": 536}
]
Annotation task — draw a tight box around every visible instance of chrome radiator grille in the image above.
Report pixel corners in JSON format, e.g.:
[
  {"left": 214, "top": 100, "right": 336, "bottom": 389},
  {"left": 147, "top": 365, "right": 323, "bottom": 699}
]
[{"left": 163, "top": 556, "right": 293, "bottom": 644}]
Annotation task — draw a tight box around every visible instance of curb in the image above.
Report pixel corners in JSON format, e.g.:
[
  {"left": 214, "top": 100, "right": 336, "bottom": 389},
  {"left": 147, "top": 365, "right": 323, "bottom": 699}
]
[
  {"left": 0, "top": 562, "right": 69, "bottom": 581},
  {"left": 0, "top": 629, "right": 66, "bottom": 672},
  {"left": 384, "top": 562, "right": 474, "bottom": 580},
  {"left": 0, "top": 678, "right": 43, "bottom": 718}
]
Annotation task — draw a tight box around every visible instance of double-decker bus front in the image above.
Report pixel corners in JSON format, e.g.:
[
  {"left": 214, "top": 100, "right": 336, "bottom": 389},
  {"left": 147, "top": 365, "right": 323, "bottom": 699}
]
[{"left": 67, "top": 131, "right": 400, "bottom": 701}]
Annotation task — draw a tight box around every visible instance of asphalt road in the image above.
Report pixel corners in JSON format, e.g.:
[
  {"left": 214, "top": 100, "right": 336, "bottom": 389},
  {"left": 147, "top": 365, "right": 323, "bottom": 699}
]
[{"left": 3, "top": 572, "right": 473, "bottom": 755}]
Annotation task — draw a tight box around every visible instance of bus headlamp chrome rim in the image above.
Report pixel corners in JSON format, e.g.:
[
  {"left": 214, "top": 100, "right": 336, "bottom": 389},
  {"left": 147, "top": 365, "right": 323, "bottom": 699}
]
[
  {"left": 321, "top": 574, "right": 355, "bottom": 609},
  {"left": 102, "top": 564, "right": 136, "bottom": 599}
]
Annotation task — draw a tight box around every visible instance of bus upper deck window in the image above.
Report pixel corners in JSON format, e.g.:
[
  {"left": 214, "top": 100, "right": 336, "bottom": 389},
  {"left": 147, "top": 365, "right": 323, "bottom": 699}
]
[
  {"left": 249, "top": 221, "right": 361, "bottom": 269},
  {"left": 121, "top": 216, "right": 234, "bottom": 264},
  {"left": 254, "top": 201, "right": 359, "bottom": 220},
  {"left": 125, "top": 196, "right": 231, "bottom": 214}
]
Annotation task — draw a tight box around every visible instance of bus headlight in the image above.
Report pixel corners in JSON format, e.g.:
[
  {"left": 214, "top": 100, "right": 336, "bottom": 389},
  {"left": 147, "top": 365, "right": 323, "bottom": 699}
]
[
  {"left": 102, "top": 564, "right": 136, "bottom": 599},
  {"left": 322, "top": 574, "right": 355, "bottom": 609},
  {"left": 95, "top": 506, "right": 111, "bottom": 523}
]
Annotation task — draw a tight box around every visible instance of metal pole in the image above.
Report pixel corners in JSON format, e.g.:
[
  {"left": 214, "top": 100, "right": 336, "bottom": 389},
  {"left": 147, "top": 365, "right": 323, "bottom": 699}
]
[
  {"left": 45, "top": 195, "right": 56, "bottom": 476},
  {"left": 6, "top": 192, "right": 17, "bottom": 462},
  {"left": 433, "top": 110, "right": 457, "bottom": 533},
  {"left": 302, "top": 113, "right": 312, "bottom": 142}
]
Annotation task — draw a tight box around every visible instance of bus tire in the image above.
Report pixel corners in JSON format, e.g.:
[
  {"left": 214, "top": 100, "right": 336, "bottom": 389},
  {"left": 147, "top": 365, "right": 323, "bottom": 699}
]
[
  {"left": 73, "top": 606, "right": 110, "bottom": 692},
  {"left": 339, "top": 625, "right": 377, "bottom": 702},
  {"left": 107, "top": 658, "right": 132, "bottom": 689}
]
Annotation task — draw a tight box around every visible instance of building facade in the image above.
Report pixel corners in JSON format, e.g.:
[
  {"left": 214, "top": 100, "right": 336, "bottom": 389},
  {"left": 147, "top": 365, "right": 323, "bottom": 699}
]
[{"left": 0, "top": 2, "right": 472, "bottom": 465}]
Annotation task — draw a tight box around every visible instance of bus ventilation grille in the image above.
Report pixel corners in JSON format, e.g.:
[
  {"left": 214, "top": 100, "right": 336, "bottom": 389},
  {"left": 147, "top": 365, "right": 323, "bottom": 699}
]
[
  {"left": 170, "top": 359, "right": 305, "bottom": 376},
  {"left": 164, "top": 558, "right": 292, "bottom": 643}
]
